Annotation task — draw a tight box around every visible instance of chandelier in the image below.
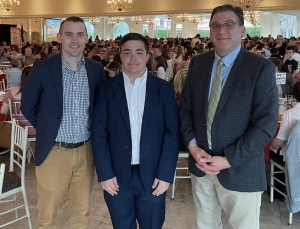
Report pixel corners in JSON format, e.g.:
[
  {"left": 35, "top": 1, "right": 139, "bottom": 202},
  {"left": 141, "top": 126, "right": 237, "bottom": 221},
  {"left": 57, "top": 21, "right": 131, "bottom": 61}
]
[
  {"left": 233, "top": 0, "right": 263, "bottom": 8},
  {"left": 146, "top": 18, "right": 155, "bottom": 26},
  {"left": 176, "top": 13, "right": 189, "bottom": 22},
  {"left": 89, "top": 17, "right": 99, "bottom": 25},
  {"left": 167, "top": 14, "right": 176, "bottom": 20},
  {"left": 107, "top": 0, "right": 132, "bottom": 11},
  {"left": 244, "top": 11, "right": 260, "bottom": 26},
  {"left": 131, "top": 16, "right": 142, "bottom": 24},
  {"left": 108, "top": 16, "right": 124, "bottom": 26},
  {"left": 188, "top": 16, "right": 205, "bottom": 24},
  {"left": 0, "top": 0, "right": 20, "bottom": 11}
]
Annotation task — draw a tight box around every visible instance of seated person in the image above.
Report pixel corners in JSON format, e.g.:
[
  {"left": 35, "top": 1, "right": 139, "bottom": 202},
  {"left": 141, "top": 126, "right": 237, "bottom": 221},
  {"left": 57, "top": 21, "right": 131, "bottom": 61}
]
[
  {"left": 107, "top": 61, "right": 122, "bottom": 78},
  {"left": 6, "top": 59, "right": 22, "bottom": 88},
  {"left": 283, "top": 46, "right": 298, "bottom": 75},
  {"left": 0, "top": 66, "right": 36, "bottom": 136},
  {"left": 271, "top": 81, "right": 300, "bottom": 158},
  {"left": 268, "top": 57, "right": 295, "bottom": 98},
  {"left": 155, "top": 56, "right": 167, "bottom": 80}
]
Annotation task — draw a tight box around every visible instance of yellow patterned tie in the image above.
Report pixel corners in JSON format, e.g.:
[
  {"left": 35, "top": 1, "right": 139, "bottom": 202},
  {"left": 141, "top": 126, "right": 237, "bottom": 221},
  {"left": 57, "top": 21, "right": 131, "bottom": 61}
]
[{"left": 207, "top": 59, "right": 223, "bottom": 149}]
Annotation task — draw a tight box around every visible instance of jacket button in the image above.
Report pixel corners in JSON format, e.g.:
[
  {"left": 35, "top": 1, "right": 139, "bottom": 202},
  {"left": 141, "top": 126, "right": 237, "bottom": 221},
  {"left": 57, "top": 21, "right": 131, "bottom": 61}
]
[
  {"left": 128, "top": 152, "right": 132, "bottom": 156},
  {"left": 203, "top": 123, "right": 206, "bottom": 126},
  {"left": 57, "top": 117, "right": 61, "bottom": 120},
  {"left": 204, "top": 142, "right": 207, "bottom": 145}
]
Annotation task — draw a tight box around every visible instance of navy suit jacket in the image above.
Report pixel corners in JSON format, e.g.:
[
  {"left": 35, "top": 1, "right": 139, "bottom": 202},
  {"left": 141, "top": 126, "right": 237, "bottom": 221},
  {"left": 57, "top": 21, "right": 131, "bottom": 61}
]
[
  {"left": 21, "top": 54, "right": 105, "bottom": 166},
  {"left": 91, "top": 73, "right": 179, "bottom": 192}
]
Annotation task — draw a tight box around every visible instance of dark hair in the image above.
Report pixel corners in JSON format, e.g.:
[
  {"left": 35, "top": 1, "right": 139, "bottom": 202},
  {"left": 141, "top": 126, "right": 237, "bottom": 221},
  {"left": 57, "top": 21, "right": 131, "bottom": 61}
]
[
  {"left": 59, "top": 16, "right": 87, "bottom": 34},
  {"left": 34, "top": 46, "right": 43, "bottom": 55},
  {"left": 152, "top": 45, "right": 162, "bottom": 53},
  {"left": 161, "top": 49, "right": 171, "bottom": 60},
  {"left": 286, "top": 46, "right": 296, "bottom": 53},
  {"left": 268, "top": 57, "right": 282, "bottom": 70},
  {"left": 155, "top": 56, "right": 167, "bottom": 71},
  {"left": 17, "top": 66, "right": 32, "bottom": 95},
  {"left": 210, "top": 4, "right": 244, "bottom": 26},
  {"left": 146, "top": 53, "right": 156, "bottom": 74},
  {"left": 119, "top": 33, "right": 149, "bottom": 54},
  {"left": 92, "top": 55, "right": 102, "bottom": 62},
  {"left": 184, "top": 46, "right": 193, "bottom": 60},
  {"left": 293, "top": 81, "right": 300, "bottom": 102},
  {"left": 107, "top": 61, "right": 122, "bottom": 76}
]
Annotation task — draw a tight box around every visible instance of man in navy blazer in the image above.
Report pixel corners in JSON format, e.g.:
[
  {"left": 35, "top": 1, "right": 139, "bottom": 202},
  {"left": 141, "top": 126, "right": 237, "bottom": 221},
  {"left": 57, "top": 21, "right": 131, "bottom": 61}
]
[
  {"left": 92, "top": 33, "right": 179, "bottom": 229},
  {"left": 21, "top": 17, "right": 105, "bottom": 229}
]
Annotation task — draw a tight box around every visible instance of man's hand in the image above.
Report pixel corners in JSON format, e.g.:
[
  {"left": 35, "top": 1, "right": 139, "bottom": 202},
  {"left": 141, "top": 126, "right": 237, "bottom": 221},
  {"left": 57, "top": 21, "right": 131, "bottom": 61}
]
[
  {"left": 188, "top": 142, "right": 220, "bottom": 175},
  {"left": 152, "top": 178, "right": 170, "bottom": 196},
  {"left": 101, "top": 177, "right": 119, "bottom": 196},
  {"left": 198, "top": 156, "right": 231, "bottom": 173}
]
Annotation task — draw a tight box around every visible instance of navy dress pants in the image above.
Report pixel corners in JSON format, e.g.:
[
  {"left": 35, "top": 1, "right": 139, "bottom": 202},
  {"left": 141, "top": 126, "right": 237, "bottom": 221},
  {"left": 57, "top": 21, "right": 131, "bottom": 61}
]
[{"left": 104, "top": 167, "right": 167, "bottom": 229}]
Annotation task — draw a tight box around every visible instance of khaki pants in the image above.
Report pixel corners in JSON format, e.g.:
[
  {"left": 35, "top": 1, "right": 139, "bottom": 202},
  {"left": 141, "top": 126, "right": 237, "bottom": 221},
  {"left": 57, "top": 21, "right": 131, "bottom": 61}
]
[
  {"left": 35, "top": 140, "right": 94, "bottom": 229},
  {"left": 191, "top": 174, "right": 261, "bottom": 229}
]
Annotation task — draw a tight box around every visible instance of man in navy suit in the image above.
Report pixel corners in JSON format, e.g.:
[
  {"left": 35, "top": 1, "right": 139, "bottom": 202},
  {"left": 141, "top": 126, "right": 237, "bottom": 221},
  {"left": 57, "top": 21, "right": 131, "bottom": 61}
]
[
  {"left": 21, "top": 17, "right": 105, "bottom": 229},
  {"left": 92, "top": 33, "right": 179, "bottom": 229}
]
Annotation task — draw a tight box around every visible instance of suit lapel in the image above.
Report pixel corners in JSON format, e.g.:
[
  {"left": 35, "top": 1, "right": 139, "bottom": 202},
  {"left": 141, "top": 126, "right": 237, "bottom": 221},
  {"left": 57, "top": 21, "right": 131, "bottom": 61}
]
[
  {"left": 203, "top": 52, "right": 215, "bottom": 121},
  {"left": 85, "top": 58, "right": 95, "bottom": 114},
  {"left": 112, "top": 75, "right": 131, "bottom": 133},
  {"left": 215, "top": 48, "right": 247, "bottom": 117},
  {"left": 51, "top": 54, "right": 63, "bottom": 111}
]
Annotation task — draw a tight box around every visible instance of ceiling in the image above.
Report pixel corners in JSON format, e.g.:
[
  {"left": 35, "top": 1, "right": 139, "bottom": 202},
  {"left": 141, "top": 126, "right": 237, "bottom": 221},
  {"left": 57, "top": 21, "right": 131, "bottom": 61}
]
[{"left": 0, "top": 0, "right": 299, "bottom": 18}]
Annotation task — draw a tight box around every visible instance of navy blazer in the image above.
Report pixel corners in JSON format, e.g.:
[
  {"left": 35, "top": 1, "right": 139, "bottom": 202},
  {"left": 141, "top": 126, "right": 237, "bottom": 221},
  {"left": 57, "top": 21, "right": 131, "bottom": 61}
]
[
  {"left": 180, "top": 48, "right": 278, "bottom": 192},
  {"left": 91, "top": 73, "right": 179, "bottom": 192},
  {"left": 21, "top": 54, "right": 105, "bottom": 166}
]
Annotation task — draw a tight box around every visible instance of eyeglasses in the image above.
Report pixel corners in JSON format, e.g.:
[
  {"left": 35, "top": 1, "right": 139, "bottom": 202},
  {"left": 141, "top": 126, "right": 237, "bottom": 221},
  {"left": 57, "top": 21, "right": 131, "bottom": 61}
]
[{"left": 209, "top": 21, "right": 239, "bottom": 31}]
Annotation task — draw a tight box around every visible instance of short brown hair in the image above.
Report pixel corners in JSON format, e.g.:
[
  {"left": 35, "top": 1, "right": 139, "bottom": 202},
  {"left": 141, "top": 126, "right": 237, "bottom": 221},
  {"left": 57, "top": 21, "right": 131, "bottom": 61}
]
[
  {"left": 10, "top": 59, "right": 19, "bottom": 68},
  {"left": 59, "top": 16, "right": 87, "bottom": 34}
]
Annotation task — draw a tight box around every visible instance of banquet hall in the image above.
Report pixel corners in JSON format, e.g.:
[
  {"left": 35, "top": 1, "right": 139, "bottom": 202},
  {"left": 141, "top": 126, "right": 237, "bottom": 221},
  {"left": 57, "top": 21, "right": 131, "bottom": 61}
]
[{"left": 1, "top": 0, "right": 300, "bottom": 228}]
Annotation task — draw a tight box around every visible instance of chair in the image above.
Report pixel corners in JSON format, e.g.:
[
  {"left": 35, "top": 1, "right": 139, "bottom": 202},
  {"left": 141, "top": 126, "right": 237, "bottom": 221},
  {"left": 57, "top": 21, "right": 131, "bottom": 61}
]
[
  {"left": 8, "top": 99, "right": 36, "bottom": 163},
  {"left": 0, "top": 79, "right": 6, "bottom": 91},
  {"left": 0, "top": 119, "right": 33, "bottom": 229},
  {"left": 269, "top": 158, "right": 293, "bottom": 225},
  {"left": 171, "top": 151, "right": 191, "bottom": 200}
]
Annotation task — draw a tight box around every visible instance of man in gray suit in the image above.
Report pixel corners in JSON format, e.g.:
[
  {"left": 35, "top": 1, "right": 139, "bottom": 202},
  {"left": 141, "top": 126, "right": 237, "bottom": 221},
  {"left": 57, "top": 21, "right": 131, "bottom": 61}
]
[{"left": 180, "top": 4, "right": 278, "bottom": 229}]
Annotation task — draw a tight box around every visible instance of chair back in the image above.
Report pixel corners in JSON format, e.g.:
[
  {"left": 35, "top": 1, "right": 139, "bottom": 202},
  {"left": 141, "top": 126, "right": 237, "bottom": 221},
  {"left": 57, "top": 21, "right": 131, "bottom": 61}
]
[
  {"left": 9, "top": 119, "right": 28, "bottom": 180},
  {"left": 0, "top": 79, "right": 6, "bottom": 91},
  {"left": 8, "top": 99, "right": 22, "bottom": 120},
  {"left": 0, "top": 163, "right": 5, "bottom": 197}
]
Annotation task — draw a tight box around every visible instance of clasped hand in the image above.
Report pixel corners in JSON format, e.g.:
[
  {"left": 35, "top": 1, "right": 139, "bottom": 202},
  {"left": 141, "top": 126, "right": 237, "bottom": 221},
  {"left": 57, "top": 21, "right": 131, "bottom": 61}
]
[{"left": 189, "top": 143, "right": 231, "bottom": 175}]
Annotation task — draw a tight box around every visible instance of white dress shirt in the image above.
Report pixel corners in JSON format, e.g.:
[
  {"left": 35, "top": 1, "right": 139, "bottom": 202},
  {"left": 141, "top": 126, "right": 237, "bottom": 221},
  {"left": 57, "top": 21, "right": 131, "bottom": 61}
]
[{"left": 123, "top": 69, "right": 147, "bottom": 165}]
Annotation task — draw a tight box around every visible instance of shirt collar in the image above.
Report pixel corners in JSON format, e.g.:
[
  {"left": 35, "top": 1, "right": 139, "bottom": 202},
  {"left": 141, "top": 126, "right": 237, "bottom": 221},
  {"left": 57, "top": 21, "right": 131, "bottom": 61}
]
[
  {"left": 123, "top": 69, "right": 148, "bottom": 87},
  {"left": 214, "top": 45, "right": 241, "bottom": 68},
  {"left": 62, "top": 54, "right": 85, "bottom": 71}
]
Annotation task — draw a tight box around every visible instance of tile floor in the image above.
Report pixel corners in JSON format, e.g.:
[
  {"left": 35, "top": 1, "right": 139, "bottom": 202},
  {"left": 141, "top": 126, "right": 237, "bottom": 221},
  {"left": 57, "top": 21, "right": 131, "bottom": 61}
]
[{"left": 0, "top": 154, "right": 300, "bottom": 229}]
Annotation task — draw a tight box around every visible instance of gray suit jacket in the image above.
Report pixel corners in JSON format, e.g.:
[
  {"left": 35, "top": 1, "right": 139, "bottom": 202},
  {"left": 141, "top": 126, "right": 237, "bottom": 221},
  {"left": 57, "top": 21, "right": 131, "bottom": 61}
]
[{"left": 180, "top": 47, "right": 278, "bottom": 192}]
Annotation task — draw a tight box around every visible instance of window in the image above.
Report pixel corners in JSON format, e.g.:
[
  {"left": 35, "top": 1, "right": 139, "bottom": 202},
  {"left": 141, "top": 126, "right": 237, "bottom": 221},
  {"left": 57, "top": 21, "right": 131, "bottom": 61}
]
[
  {"left": 153, "top": 15, "right": 171, "bottom": 38},
  {"left": 279, "top": 14, "right": 296, "bottom": 38},
  {"left": 84, "top": 22, "right": 95, "bottom": 39},
  {"left": 197, "top": 19, "right": 210, "bottom": 38},
  {"left": 142, "top": 24, "right": 149, "bottom": 36},
  {"left": 113, "top": 22, "right": 129, "bottom": 39},
  {"left": 176, "top": 24, "right": 182, "bottom": 38}
]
